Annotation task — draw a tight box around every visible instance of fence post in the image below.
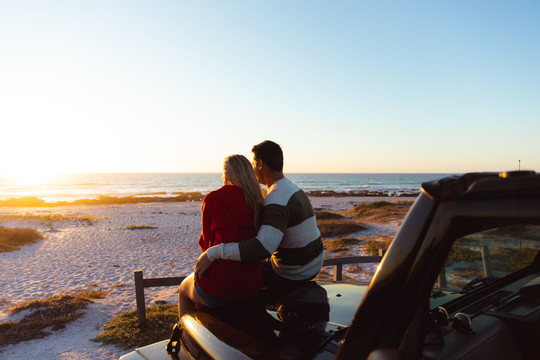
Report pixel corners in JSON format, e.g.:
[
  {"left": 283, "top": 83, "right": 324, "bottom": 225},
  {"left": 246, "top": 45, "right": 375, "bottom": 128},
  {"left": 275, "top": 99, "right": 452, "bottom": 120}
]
[
  {"left": 134, "top": 270, "right": 146, "bottom": 327},
  {"left": 481, "top": 246, "right": 492, "bottom": 278},
  {"left": 333, "top": 263, "right": 343, "bottom": 281},
  {"left": 438, "top": 266, "right": 447, "bottom": 289}
]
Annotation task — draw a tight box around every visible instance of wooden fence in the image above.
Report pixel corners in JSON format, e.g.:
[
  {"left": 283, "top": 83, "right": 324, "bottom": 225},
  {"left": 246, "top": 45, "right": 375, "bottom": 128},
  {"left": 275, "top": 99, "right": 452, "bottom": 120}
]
[
  {"left": 134, "top": 251, "right": 385, "bottom": 326},
  {"left": 437, "top": 245, "right": 493, "bottom": 289},
  {"left": 134, "top": 271, "right": 186, "bottom": 327}
]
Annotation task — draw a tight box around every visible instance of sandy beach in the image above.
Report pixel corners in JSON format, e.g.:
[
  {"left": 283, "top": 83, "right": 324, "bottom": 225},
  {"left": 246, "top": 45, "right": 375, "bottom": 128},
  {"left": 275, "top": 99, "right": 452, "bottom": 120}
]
[{"left": 0, "top": 196, "right": 415, "bottom": 359}]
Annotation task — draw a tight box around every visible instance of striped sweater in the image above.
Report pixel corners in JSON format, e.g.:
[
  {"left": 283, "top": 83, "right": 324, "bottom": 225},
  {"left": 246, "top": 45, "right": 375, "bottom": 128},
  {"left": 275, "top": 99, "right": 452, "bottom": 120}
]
[{"left": 206, "top": 177, "right": 324, "bottom": 281}]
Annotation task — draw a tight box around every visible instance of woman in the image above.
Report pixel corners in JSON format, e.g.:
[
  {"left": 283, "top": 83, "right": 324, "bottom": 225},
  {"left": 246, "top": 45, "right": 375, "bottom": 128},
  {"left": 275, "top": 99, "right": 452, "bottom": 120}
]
[{"left": 177, "top": 154, "right": 264, "bottom": 320}]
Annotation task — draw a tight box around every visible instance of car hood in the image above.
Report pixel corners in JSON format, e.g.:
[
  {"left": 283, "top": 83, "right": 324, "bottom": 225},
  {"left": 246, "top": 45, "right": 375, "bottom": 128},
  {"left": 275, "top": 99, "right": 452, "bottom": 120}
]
[
  {"left": 120, "top": 281, "right": 369, "bottom": 360},
  {"left": 320, "top": 282, "right": 369, "bottom": 326}
]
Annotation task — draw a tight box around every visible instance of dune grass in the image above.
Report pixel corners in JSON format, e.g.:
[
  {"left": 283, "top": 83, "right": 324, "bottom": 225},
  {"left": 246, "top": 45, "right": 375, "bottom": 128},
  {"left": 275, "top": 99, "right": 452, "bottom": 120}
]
[
  {"left": 314, "top": 267, "right": 355, "bottom": 282},
  {"left": 126, "top": 225, "right": 158, "bottom": 230},
  {"left": 315, "top": 211, "right": 345, "bottom": 220},
  {"left": 318, "top": 218, "right": 366, "bottom": 237},
  {"left": 314, "top": 267, "right": 332, "bottom": 281},
  {"left": 0, "top": 214, "right": 99, "bottom": 226},
  {"left": 324, "top": 237, "right": 363, "bottom": 254},
  {"left": 0, "top": 227, "right": 44, "bottom": 253},
  {"left": 93, "top": 305, "right": 178, "bottom": 350},
  {"left": 364, "top": 236, "right": 393, "bottom": 255},
  {"left": 0, "top": 289, "right": 106, "bottom": 348},
  {"left": 345, "top": 201, "right": 413, "bottom": 223}
]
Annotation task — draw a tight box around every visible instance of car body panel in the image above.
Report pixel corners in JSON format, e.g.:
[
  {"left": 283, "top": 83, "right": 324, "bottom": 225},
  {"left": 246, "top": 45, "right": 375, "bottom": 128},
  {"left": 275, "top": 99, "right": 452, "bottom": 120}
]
[{"left": 119, "top": 340, "right": 172, "bottom": 360}]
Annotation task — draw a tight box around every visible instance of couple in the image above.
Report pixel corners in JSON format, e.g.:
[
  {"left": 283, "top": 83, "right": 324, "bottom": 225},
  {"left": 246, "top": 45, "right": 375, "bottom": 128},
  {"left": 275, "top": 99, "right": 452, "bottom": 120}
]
[{"left": 178, "top": 140, "right": 324, "bottom": 319}]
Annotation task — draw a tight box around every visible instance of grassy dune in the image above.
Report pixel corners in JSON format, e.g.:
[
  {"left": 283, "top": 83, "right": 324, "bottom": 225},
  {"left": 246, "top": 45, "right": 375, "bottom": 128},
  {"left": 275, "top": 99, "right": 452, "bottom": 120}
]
[
  {"left": 92, "top": 305, "right": 178, "bottom": 350},
  {"left": 0, "top": 290, "right": 106, "bottom": 348},
  {"left": 0, "top": 227, "right": 44, "bottom": 253},
  {"left": 345, "top": 200, "right": 413, "bottom": 223}
]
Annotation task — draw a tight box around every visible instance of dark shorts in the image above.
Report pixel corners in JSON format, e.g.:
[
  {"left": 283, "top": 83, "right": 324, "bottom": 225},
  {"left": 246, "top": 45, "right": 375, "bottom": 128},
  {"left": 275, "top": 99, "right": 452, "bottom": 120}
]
[
  {"left": 261, "top": 258, "right": 316, "bottom": 290},
  {"left": 194, "top": 282, "right": 233, "bottom": 309}
]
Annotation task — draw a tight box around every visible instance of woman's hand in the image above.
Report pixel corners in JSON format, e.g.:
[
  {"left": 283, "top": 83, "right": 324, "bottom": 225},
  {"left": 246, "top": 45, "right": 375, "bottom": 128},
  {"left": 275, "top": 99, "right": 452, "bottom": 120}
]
[{"left": 194, "top": 251, "right": 212, "bottom": 282}]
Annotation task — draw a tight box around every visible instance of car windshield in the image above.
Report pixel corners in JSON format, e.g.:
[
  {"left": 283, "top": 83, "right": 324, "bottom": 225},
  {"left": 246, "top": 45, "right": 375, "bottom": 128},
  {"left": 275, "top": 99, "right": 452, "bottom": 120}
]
[{"left": 430, "top": 224, "right": 540, "bottom": 308}]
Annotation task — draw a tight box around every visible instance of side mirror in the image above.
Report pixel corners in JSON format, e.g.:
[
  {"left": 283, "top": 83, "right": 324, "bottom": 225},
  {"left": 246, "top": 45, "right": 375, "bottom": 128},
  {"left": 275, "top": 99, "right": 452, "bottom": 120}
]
[{"left": 367, "top": 349, "right": 402, "bottom": 360}]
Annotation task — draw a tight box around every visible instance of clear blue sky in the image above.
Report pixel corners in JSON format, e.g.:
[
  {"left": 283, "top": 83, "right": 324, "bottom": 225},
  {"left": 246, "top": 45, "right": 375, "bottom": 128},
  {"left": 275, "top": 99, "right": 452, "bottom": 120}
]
[{"left": 1, "top": 0, "right": 539, "bottom": 178}]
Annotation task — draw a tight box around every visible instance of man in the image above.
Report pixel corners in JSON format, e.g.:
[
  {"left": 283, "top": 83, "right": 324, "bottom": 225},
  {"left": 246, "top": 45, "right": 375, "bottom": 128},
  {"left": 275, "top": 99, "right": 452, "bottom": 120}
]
[{"left": 194, "top": 140, "right": 324, "bottom": 288}]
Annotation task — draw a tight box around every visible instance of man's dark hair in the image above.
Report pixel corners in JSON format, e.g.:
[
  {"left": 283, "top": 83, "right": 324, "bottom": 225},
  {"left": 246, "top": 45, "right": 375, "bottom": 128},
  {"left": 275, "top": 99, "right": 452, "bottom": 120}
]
[{"left": 252, "top": 140, "right": 283, "bottom": 172}]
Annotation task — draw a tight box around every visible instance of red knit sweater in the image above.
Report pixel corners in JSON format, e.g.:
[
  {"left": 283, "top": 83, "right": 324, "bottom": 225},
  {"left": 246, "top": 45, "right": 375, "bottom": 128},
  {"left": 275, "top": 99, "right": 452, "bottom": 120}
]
[{"left": 196, "top": 185, "right": 262, "bottom": 300}]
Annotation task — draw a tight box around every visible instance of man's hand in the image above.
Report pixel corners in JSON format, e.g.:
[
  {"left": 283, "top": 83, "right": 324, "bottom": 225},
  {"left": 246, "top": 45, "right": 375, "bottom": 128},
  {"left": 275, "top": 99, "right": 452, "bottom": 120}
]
[{"left": 194, "top": 251, "right": 212, "bottom": 282}]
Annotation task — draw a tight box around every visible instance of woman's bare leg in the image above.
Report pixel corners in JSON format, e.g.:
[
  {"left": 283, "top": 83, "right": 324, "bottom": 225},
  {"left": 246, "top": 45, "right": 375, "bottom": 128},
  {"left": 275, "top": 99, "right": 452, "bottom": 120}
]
[{"left": 178, "top": 273, "right": 209, "bottom": 323}]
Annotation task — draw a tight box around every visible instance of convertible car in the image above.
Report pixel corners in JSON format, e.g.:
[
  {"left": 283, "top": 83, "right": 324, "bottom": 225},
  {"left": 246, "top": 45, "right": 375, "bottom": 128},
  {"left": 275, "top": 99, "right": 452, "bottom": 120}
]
[{"left": 121, "top": 171, "right": 540, "bottom": 359}]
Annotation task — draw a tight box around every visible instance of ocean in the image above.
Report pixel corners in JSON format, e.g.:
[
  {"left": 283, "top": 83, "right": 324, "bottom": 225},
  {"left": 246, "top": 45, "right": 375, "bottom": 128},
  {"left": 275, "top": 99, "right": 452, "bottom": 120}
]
[{"left": 0, "top": 173, "right": 455, "bottom": 203}]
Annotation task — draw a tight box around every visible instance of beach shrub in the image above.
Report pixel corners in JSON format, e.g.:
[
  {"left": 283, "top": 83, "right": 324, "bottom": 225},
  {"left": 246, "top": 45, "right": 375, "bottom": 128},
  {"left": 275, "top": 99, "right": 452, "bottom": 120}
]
[
  {"left": 111, "top": 283, "right": 130, "bottom": 288},
  {"left": 126, "top": 225, "right": 158, "bottom": 230},
  {"left": 314, "top": 267, "right": 331, "bottom": 281},
  {"left": 445, "top": 247, "right": 482, "bottom": 266},
  {"left": 0, "top": 290, "right": 106, "bottom": 348},
  {"left": 324, "top": 237, "right": 362, "bottom": 253},
  {"left": 93, "top": 304, "right": 178, "bottom": 350},
  {"left": 346, "top": 264, "right": 364, "bottom": 273},
  {"left": 364, "top": 237, "right": 393, "bottom": 256},
  {"left": 314, "top": 268, "right": 354, "bottom": 282},
  {"left": 0, "top": 227, "right": 44, "bottom": 252},
  {"left": 354, "top": 201, "right": 394, "bottom": 212},
  {"left": 318, "top": 219, "right": 366, "bottom": 237},
  {"left": 490, "top": 246, "right": 538, "bottom": 273},
  {"left": 316, "top": 211, "right": 345, "bottom": 220},
  {"left": 346, "top": 201, "right": 413, "bottom": 223}
]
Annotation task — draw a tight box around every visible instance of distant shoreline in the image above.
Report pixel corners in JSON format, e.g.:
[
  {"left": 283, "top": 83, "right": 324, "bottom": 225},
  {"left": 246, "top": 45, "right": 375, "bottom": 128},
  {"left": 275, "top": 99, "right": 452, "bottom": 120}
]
[
  {"left": 0, "top": 189, "right": 420, "bottom": 207},
  {"left": 0, "top": 193, "right": 205, "bottom": 207},
  {"left": 0, "top": 173, "right": 442, "bottom": 206},
  {"left": 306, "top": 190, "right": 420, "bottom": 197}
]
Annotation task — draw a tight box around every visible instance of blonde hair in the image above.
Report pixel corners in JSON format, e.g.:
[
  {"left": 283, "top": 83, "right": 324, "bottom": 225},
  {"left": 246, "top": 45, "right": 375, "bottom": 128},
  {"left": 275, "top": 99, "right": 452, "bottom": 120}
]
[{"left": 223, "top": 155, "right": 264, "bottom": 230}]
